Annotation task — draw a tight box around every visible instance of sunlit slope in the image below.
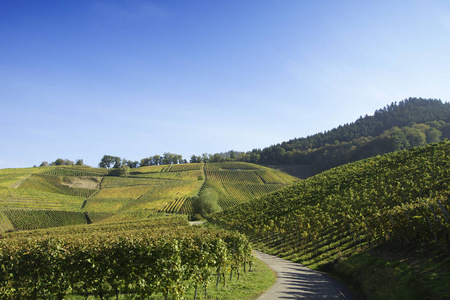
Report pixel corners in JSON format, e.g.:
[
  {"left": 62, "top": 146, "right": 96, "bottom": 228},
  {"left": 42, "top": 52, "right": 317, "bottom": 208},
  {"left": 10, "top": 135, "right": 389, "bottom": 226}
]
[
  {"left": 0, "top": 166, "right": 103, "bottom": 211},
  {"left": 83, "top": 164, "right": 205, "bottom": 213},
  {"left": 210, "top": 141, "right": 450, "bottom": 265},
  {"left": 85, "top": 162, "right": 298, "bottom": 213},
  {"left": 0, "top": 162, "right": 298, "bottom": 231},
  {"left": 202, "top": 162, "right": 298, "bottom": 209}
]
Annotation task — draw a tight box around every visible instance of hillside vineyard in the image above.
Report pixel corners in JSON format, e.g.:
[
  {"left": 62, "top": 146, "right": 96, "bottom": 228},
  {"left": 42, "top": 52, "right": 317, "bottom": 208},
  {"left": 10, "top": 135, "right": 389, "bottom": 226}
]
[
  {"left": 0, "top": 162, "right": 297, "bottom": 231},
  {"left": 210, "top": 142, "right": 450, "bottom": 266}
]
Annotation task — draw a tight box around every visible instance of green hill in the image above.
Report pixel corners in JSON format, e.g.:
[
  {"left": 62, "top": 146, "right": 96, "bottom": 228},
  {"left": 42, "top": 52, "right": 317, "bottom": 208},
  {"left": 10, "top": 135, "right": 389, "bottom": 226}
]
[
  {"left": 0, "top": 162, "right": 298, "bottom": 232},
  {"left": 236, "top": 98, "right": 450, "bottom": 177},
  {"left": 210, "top": 141, "right": 450, "bottom": 299}
]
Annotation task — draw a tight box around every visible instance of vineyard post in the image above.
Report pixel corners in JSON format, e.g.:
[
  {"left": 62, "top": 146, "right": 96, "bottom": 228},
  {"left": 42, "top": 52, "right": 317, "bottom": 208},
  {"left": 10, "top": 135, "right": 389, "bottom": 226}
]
[
  {"left": 429, "top": 203, "right": 449, "bottom": 243},
  {"left": 216, "top": 267, "right": 220, "bottom": 288},
  {"left": 425, "top": 214, "right": 438, "bottom": 243},
  {"left": 436, "top": 199, "right": 450, "bottom": 224},
  {"left": 230, "top": 241, "right": 235, "bottom": 281}
]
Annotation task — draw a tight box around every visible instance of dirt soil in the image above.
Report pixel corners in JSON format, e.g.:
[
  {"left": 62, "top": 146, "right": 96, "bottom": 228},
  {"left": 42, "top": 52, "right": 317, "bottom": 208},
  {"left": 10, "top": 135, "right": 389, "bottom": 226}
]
[{"left": 61, "top": 177, "right": 101, "bottom": 189}]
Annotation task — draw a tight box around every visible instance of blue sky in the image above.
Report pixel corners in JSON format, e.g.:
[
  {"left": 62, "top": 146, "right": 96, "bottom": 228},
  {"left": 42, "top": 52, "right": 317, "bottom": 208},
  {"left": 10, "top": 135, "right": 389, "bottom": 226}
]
[{"left": 1, "top": 0, "right": 450, "bottom": 168}]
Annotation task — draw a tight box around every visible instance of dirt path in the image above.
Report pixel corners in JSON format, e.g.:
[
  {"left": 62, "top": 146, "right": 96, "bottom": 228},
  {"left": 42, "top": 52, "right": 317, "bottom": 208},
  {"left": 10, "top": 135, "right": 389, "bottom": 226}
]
[
  {"left": 189, "top": 221, "right": 206, "bottom": 226},
  {"left": 254, "top": 250, "right": 354, "bottom": 300}
]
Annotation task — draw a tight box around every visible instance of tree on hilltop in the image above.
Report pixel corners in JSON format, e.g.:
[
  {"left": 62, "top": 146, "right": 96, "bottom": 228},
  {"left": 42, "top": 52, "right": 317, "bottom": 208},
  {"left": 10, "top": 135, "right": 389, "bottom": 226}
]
[
  {"left": 190, "top": 155, "right": 201, "bottom": 163},
  {"left": 99, "top": 155, "right": 122, "bottom": 168}
]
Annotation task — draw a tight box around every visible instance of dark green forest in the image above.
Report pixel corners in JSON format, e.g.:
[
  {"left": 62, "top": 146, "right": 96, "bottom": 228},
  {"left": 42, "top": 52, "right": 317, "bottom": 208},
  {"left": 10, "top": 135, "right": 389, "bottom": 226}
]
[{"left": 236, "top": 98, "right": 450, "bottom": 174}]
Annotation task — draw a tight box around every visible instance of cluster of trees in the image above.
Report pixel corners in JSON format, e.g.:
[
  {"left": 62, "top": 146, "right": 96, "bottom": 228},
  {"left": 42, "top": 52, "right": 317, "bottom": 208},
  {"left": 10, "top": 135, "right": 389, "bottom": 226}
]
[
  {"left": 189, "top": 151, "right": 246, "bottom": 163},
  {"left": 98, "top": 151, "right": 248, "bottom": 169},
  {"left": 98, "top": 153, "right": 187, "bottom": 169},
  {"left": 38, "top": 159, "right": 84, "bottom": 167}
]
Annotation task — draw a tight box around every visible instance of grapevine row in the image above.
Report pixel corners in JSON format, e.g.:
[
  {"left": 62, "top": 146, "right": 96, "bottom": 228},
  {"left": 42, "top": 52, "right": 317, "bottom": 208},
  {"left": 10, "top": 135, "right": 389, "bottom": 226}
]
[
  {"left": 0, "top": 226, "right": 252, "bottom": 299},
  {"left": 209, "top": 142, "right": 450, "bottom": 265}
]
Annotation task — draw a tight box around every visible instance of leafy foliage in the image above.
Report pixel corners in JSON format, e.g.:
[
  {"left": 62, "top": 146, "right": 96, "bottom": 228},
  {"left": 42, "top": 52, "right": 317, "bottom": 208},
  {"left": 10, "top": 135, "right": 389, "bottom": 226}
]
[
  {"left": 0, "top": 216, "right": 253, "bottom": 299},
  {"left": 192, "top": 188, "right": 222, "bottom": 217}
]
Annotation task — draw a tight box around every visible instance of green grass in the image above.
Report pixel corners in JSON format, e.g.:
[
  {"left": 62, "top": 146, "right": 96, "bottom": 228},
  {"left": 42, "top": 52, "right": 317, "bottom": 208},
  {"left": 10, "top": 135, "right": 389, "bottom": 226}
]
[
  {"left": 65, "top": 258, "right": 276, "bottom": 300},
  {"left": 181, "top": 258, "right": 276, "bottom": 300}
]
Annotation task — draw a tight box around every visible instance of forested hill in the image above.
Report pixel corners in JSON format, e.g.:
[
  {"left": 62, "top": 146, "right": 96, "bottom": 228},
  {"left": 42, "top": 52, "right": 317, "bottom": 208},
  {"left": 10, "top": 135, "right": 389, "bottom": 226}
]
[{"left": 238, "top": 98, "right": 450, "bottom": 175}]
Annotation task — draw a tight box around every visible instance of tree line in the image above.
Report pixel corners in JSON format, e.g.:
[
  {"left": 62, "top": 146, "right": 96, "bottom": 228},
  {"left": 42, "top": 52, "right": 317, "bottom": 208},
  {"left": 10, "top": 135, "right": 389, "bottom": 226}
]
[
  {"left": 36, "top": 98, "right": 450, "bottom": 175},
  {"left": 234, "top": 98, "right": 450, "bottom": 171},
  {"left": 97, "top": 151, "right": 248, "bottom": 169},
  {"left": 38, "top": 159, "right": 84, "bottom": 167}
]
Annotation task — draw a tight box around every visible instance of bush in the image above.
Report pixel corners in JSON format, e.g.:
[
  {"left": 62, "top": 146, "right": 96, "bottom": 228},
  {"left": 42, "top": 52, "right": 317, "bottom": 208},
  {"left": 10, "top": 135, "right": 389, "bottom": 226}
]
[
  {"left": 192, "top": 188, "right": 221, "bottom": 217},
  {"left": 190, "top": 213, "right": 202, "bottom": 221},
  {"left": 108, "top": 166, "right": 130, "bottom": 177}
]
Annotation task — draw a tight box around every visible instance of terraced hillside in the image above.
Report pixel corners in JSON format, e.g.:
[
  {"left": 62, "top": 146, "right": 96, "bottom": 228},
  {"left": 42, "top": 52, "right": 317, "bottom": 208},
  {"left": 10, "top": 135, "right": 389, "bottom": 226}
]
[{"left": 0, "top": 162, "right": 298, "bottom": 232}]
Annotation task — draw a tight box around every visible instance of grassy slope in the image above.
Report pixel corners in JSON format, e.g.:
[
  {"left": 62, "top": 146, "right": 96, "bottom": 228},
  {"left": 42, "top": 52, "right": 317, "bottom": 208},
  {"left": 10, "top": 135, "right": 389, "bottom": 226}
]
[{"left": 210, "top": 141, "right": 450, "bottom": 299}]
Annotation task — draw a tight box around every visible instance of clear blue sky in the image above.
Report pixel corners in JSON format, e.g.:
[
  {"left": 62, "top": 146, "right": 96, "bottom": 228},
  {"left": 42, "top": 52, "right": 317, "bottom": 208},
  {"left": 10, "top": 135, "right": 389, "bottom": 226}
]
[{"left": 1, "top": 0, "right": 450, "bottom": 168}]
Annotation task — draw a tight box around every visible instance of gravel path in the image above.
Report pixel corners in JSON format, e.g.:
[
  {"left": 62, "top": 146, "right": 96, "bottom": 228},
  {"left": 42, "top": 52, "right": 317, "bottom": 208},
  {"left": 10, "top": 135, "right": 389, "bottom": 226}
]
[{"left": 254, "top": 250, "right": 354, "bottom": 300}]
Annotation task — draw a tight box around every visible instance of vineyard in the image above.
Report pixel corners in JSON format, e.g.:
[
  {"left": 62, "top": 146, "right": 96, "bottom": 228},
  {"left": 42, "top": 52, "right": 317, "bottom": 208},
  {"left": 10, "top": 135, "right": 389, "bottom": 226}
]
[
  {"left": 209, "top": 141, "right": 450, "bottom": 297},
  {"left": 0, "top": 161, "right": 297, "bottom": 232},
  {"left": 0, "top": 215, "right": 254, "bottom": 299},
  {"left": 40, "top": 166, "right": 109, "bottom": 177},
  {"left": 2, "top": 209, "right": 88, "bottom": 230},
  {"left": 1, "top": 143, "right": 450, "bottom": 298},
  {"left": 0, "top": 210, "right": 14, "bottom": 232},
  {"left": 0, "top": 162, "right": 291, "bottom": 298},
  {"left": 203, "top": 162, "right": 297, "bottom": 210},
  {"left": 162, "top": 197, "right": 189, "bottom": 214},
  {"left": 0, "top": 188, "right": 85, "bottom": 211}
]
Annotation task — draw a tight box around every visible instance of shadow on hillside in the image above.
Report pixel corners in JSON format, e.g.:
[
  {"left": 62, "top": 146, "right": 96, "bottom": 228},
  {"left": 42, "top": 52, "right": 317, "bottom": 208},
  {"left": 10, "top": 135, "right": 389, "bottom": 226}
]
[{"left": 276, "top": 266, "right": 354, "bottom": 299}]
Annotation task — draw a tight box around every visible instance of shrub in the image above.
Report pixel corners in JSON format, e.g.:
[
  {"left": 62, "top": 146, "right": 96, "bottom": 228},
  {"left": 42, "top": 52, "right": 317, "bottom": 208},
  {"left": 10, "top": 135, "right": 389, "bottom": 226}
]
[{"left": 192, "top": 188, "right": 221, "bottom": 217}]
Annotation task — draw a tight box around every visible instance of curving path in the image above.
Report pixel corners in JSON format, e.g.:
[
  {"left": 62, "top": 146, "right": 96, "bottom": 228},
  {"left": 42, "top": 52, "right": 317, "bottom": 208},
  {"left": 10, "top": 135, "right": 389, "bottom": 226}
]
[{"left": 254, "top": 250, "right": 354, "bottom": 300}]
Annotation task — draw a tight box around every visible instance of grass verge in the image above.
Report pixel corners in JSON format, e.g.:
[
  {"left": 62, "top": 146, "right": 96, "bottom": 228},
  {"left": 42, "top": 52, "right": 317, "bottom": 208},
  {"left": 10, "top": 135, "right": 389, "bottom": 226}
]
[{"left": 66, "top": 258, "right": 276, "bottom": 300}]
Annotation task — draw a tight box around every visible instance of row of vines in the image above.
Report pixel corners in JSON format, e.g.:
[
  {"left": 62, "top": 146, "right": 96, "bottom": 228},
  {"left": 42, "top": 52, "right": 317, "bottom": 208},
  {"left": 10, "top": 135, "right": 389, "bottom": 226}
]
[
  {"left": 2, "top": 209, "right": 88, "bottom": 231},
  {"left": 209, "top": 142, "right": 450, "bottom": 265},
  {"left": 0, "top": 218, "right": 253, "bottom": 300}
]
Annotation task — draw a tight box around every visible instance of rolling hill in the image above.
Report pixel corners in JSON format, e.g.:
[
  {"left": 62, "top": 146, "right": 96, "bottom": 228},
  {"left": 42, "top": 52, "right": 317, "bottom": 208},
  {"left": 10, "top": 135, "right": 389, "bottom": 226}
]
[
  {"left": 0, "top": 161, "right": 298, "bottom": 232},
  {"left": 1, "top": 99, "right": 450, "bottom": 299},
  {"left": 209, "top": 141, "right": 450, "bottom": 299},
  {"left": 236, "top": 98, "right": 450, "bottom": 177}
]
